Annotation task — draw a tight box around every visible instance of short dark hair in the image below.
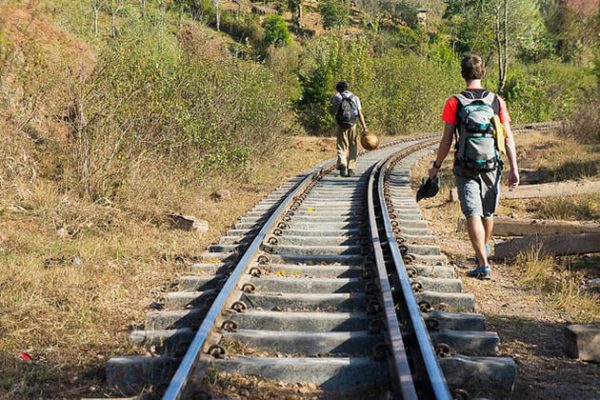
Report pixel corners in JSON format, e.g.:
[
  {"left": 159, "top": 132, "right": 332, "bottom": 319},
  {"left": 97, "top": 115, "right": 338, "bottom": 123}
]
[
  {"left": 336, "top": 81, "right": 349, "bottom": 93},
  {"left": 461, "top": 55, "right": 486, "bottom": 80}
]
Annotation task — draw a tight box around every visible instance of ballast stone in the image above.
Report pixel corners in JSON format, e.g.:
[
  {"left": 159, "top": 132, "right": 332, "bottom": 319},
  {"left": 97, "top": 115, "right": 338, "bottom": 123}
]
[{"left": 167, "top": 213, "right": 209, "bottom": 232}]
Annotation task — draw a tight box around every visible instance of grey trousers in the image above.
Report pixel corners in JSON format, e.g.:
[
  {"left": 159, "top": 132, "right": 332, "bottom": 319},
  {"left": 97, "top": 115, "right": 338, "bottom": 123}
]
[{"left": 454, "top": 166, "right": 502, "bottom": 218}]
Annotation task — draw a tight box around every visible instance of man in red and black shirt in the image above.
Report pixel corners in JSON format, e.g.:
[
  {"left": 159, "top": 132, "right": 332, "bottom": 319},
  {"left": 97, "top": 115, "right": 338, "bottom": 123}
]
[{"left": 428, "top": 55, "right": 520, "bottom": 279}]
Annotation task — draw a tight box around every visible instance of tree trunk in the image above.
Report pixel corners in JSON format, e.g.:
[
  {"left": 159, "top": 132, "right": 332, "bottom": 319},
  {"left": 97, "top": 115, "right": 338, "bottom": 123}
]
[
  {"left": 92, "top": 0, "right": 100, "bottom": 36},
  {"left": 214, "top": 0, "right": 221, "bottom": 31},
  {"left": 502, "top": 0, "right": 508, "bottom": 92},
  {"left": 495, "top": 5, "right": 504, "bottom": 93},
  {"left": 110, "top": 0, "right": 123, "bottom": 38},
  {"left": 495, "top": 0, "right": 509, "bottom": 94},
  {"left": 297, "top": 2, "right": 303, "bottom": 27}
]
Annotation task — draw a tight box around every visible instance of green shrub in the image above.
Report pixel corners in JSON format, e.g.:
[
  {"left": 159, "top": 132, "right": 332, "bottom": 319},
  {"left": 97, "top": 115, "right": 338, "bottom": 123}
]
[
  {"left": 320, "top": 0, "right": 349, "bottom": 29},
  {"left": 262, "top": 15, "right": 292, "bottom": 47},
  {"left": 68, "top": 22, "right": 288, "bottom": 200},
  {"left": 564, "top": 97, "right": 600, "bottom": 144},
  {"left": 220, "top": 12, "right": 265, "bottom": 52},
  {"left": 368, "top": 51, "right": 462, "bottom": 134},
  {"left": 498, "top": 61, "right": 594, "bottom": 122},
  {"left": 296, "top": 33, "right": 463, "bottom": 135},
  {"left": 297, "top": 35, "right": 373, "bottom": 134}
]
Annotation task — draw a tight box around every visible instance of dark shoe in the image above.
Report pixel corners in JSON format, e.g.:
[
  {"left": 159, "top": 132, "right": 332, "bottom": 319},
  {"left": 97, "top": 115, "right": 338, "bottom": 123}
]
[
  {"left": 467, "top": 265, "right": 491, "bottom": 280},
  {"left": 347, "top": 169, "right": 356, "bottom": 177},
  {"left": 340, "top": 166, "right": 348, "bottom": 177}
]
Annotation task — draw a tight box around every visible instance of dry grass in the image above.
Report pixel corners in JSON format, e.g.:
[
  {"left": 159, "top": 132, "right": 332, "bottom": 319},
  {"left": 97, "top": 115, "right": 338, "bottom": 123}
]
[
  {"left": 202, "top": 369, "right": 379, "bottom": 400},
  {"left": 516, "top": 130, "right": 600, "bottom": 182},
  {"left": 516, "top": 246, "right": 600, "bottom": 322},
  {"left": 0, "top": 130, "right": 336, "bottom": 399},
  {"left": 500, "top": 194, "right": 600, "bottom": 221},
  {"left": 533, "top": 194, "right": 600, "bottom": 221},
  {"left": 0, "top": 4, "right": 339, "bottom": 396},
  {"left": 203, "top": 370, "right": 324, "bottom": 400}
]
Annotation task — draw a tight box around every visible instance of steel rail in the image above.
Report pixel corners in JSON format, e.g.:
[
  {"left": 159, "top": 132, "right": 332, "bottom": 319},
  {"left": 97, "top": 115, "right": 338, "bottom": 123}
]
[
  {"left": 162, "top": 169, "right": 322, "bottom": 400},
  {"left": 161, "top": 134, "right": 441, "bottom": 399},
  {"left": 379, "top": 140, "right": 453, "bottom": 400},
  {"left": 367, "top": 157, "right": 418, "bottom": 399}
]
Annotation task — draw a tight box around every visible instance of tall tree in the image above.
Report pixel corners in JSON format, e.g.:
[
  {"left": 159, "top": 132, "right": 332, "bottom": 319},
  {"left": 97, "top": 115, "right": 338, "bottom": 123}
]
[
  {"left": 495, "top": 0, "right": 508, "bottom": 93},
  {"left": 91, "top": 0, "right": 106, "bottom": 37},
  {"left": 140, "top": 0, "right": 146, "bottom": 18},
  {"left": 286, "top": 0, "right": 303, "bottom": 26},
  {"left": 108, "top": 0, "right": 124, "bottom": 38},
  {"left": 444, "top": 0, "right": 552, "bottom": 92}
]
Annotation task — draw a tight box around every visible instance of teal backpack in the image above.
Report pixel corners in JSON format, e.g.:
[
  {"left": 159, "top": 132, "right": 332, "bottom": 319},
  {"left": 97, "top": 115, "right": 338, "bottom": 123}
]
[{"left": 456, "top": 91, "right": 499, "bottom": 172}]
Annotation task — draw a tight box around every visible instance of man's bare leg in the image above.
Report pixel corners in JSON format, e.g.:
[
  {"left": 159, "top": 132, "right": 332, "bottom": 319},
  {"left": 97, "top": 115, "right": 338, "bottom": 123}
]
[
  {"left": 467, "top": 216, "right": 489, "bottom": 266},
  {"left": 482, "top": 217, "right": 493, "bottom": 247}
]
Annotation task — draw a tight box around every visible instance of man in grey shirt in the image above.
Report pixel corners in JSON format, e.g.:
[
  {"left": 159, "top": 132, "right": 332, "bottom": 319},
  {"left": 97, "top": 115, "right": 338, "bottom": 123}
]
[{"left": 331, "top": 81, "right": 368, "bottom": 177}]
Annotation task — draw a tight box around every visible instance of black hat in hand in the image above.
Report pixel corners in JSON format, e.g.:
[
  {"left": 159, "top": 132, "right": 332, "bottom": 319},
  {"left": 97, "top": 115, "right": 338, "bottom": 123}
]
[{"left": 416, "top": 176, "right": 440, "bottom": 202}]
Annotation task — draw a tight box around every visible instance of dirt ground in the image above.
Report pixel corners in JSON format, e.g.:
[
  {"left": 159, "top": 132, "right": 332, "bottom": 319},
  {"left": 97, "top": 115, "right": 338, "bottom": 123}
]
[{"left": 412, "top": 130, "right": 600, "bottom": 399}]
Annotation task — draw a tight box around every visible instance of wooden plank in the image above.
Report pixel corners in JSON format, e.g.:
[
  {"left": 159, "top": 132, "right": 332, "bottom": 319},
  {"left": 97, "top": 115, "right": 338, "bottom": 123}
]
[
  {"left": 502, "top": 180, "right": 600, "bottom": 200},
  {"left": 494, "top": 232, "right": 600, "bottom": 259},
  {"left": 493, "top": 217, "right": 600, "bottom": 237}
]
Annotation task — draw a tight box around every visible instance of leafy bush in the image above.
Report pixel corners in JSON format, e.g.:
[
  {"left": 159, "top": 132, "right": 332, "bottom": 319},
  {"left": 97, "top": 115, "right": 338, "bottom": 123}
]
[
  {"left": 564, "top": 97, "right": 600, "bottom": 144},
  {"left": 368, "top": 52, "right": 462, "bottom": 134},
  {"left": 219, "top": 12, "right": 265, "bottom": 50},
  {"left": 296, "top": 33, "right": 462, "bottom": 135},
  {"left": 68, "top": 22, "right": 288, "bottom": 200},
  {"left": 320, "top": 0, "right": 349, "bottom": 29},
  {"left": 498, "top": 61, "right": 594, "bottom": 122},
  {"left": 263, "top": 15, "right": 292, "bottom": 47},
  {"left": 297, "top": 35, "right": 373, "bottom": 134}
]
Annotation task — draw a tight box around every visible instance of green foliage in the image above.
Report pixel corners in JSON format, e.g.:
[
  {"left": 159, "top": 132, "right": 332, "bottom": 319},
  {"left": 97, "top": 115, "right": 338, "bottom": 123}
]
[
  {"left": 220, "top": 12, "right": 265, "bottom": 51},
  {"left": 368, "top": 52, "right": 462, "bottom": 133},
  {"left": 296, "top": 33, "right": 463, "bottom": 135},
  {"left": 442, "top": 0, "right": 496, "bottom": 56},
  {"left": 173, "top": 0, "right": 214, "bottom": 20},
  {"left": 499, "top": 61, "right": 594, "bottom": 122},
  {"left": 545, "top": 1, "right": 595, "bottom": 64},
  {"left": 381, "top": 0, "right": 419, "bottom": 28},
  {"left": 297, "top": 35, "right": 373, "bottom": 133},
  {"left": 442, "top": 0, "right": 553, "bottom": 63},
  {"left": 262, "top": 15, "right": 292, "bottom": 47},
  {"left": 70, "top": 21, "right": 287, "bottom": 200},
  {"left": 392, "top": 26, "right": 427, "bottom": 53},
  {"left": 564, "top": 59, "right": 600, "bottom": 144},
  {"left": 428, "top": 34, "right": 455, "bottom": 65},
  {"left": 266, "top": 44, "right": 303, "bottom": 100},
  {"left": 320, "top": 0, "right": 349, "bottom": 29}
]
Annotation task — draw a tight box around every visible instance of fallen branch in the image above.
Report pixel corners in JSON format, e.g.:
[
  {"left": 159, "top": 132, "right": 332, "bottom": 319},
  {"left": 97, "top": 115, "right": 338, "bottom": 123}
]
[{"left": 494, "top": 232, "right": 600, "bottom": 259}]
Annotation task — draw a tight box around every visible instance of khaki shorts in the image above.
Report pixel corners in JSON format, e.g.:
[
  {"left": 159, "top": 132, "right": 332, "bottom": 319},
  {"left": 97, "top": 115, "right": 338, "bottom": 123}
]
[{"left": 454, "top": 166, "right": 502, "bottom": 218}]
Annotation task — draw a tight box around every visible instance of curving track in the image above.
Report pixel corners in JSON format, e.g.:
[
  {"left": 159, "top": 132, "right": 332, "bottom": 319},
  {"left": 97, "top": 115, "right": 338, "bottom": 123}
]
[{"left": 107, "top": 126, "right": 558, "bottom": 399}]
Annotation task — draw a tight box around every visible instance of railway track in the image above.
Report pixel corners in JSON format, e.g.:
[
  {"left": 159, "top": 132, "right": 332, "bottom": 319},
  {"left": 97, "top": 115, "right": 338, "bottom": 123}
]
[{"left": 107, "top": 125, "right": 559, "bottom": 399}]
